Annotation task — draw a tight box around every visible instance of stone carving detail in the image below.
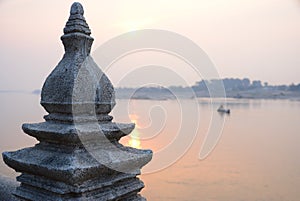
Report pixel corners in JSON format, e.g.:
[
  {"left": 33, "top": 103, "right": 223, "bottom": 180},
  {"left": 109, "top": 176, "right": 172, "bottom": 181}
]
[{"left": 2, "top": 2, "right": 152, "bottom": 200}]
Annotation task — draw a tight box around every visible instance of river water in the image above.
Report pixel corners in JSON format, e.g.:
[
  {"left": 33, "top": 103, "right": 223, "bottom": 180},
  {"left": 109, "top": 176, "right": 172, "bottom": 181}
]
[{"left": 0, "top": 93, "right": 299, "bottom": 201}]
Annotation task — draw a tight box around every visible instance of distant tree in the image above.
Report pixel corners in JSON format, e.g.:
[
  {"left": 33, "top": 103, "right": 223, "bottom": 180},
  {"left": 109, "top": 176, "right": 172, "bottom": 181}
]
[
  {"left": 289, "top": 83, "right": 300, "bottom": 91},
  {"left": 289, "top": 83, "right": 296, "bottom": 91},
  {"left": 276, "top": 85, "right": 288, "bottom": 91},
  {"left": 251, "top": 80, "right": 262, "bottom": 88},
  {"left": 264, "top": 82, "right": 268, "bottom": 87},
  {"left": 242, "top": 78, "right": 251, "bottom": 89},
  {"left": 193, "top": 80, "right": 208, "bottom": 91},
  {"left": 222, "top": 78, "right": 244, "bottom": 91}
]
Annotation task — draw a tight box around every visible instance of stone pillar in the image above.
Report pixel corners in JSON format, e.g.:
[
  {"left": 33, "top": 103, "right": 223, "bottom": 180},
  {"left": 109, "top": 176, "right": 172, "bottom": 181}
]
[{"left": 2, "top": 2, "right": 152, "bottom": 201}]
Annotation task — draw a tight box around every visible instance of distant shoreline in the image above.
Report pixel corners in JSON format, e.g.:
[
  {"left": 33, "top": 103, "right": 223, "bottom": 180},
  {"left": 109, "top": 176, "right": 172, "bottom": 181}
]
[
  {"left": 3, "top": 76, "right": 300, "bottom": 101},
  {"left": 115, "top": 87, "right": 300, "bottom": 101},
  {"left": 1, "top": 89, "right": 300, "bottom": 101}
]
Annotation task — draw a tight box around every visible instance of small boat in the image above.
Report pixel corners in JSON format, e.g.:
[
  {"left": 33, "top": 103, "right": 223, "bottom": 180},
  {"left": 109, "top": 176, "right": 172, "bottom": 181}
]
[{"left": 217, "top": 105, "right": 230, "bottom": 114}]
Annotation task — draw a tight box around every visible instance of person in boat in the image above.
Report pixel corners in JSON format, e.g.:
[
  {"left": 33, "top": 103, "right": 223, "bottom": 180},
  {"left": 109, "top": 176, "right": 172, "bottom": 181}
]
[
  {"left": 217, "top": 105, "right": 230, "bottom": 114},
  {"left": 218, "top": 105, "right": 224, "bottom": 110}
]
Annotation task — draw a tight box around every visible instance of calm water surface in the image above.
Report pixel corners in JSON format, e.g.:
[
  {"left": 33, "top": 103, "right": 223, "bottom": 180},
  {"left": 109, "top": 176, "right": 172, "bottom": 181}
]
[{"left": 0, "top": 93, "right": 300, "bottom": 201}]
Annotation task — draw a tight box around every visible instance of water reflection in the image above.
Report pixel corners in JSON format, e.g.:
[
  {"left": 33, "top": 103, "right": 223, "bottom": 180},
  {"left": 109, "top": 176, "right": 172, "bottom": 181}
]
[
  {"left": 126, "top": 114, "right": 142, "bottom": 149},
  {"left": 1, "top": 94, "right": 300, "bottom": 200}
]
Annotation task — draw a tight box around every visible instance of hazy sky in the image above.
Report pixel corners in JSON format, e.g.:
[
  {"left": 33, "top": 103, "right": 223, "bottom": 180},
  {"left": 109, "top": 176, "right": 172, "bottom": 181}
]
[{"left": 1, "top": 0, "right": 300, "bottom": 90}]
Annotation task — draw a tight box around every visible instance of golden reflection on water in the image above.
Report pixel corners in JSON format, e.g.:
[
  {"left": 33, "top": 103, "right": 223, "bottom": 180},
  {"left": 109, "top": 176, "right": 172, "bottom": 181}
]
[
  {"left": 127, "top": 136, "right": 141, "bottom": 149},
  {"left": 122, "top": 114, "right": 142, "bottom": 149}
]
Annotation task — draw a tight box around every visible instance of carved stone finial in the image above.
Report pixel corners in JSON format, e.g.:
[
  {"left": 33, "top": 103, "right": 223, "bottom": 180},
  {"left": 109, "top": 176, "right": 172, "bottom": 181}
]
[{"left": 63, "top": 2, "right": 91, "bottom": 35}]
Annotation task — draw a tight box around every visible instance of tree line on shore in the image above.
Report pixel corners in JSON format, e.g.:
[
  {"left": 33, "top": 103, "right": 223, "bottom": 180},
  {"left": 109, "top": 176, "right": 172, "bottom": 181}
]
[
  {"left": 192, "top": 78, "right": 300, "bottom": 92},
  {"left": 117, "top": 78, "right": 300, "bottom": 93}
]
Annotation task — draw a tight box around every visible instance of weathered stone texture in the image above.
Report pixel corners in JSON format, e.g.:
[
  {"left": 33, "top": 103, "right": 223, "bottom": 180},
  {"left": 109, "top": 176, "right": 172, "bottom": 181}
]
[{"left": 2, "top": 2, "right": 152, "bottom": 200}]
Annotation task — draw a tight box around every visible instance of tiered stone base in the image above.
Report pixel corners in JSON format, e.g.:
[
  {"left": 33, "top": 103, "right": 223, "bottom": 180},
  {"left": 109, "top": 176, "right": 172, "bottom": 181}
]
[
  {"left": 3, "top": 121, "right": 152, "bottom": 201},
  {"left": 15, "top": 173, "right": 145, "bottom": 201}
]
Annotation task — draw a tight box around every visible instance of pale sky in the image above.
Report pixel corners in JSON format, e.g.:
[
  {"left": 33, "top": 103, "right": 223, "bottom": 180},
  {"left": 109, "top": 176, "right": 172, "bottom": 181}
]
[{"left": 1, "top": 0, "right": 300, "bottom": 90}]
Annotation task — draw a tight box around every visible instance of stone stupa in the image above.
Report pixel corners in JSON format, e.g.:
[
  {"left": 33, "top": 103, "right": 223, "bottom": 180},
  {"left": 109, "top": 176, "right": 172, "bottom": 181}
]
[{"left": 2, "top": 2, "right": 152, "bottom": 200}]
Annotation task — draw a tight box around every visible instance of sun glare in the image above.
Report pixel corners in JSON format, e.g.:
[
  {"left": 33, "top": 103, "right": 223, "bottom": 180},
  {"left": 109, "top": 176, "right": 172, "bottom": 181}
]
[
  {"left": 128, "top": 137, "right": 141, "bottom": 149},
  {"left": 126, "top": 114, "right": 142, "bottom": 149}
]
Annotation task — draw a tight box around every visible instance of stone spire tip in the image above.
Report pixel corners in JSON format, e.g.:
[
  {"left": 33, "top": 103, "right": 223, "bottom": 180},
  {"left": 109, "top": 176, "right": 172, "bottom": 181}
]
[
  {"left": 70, "top": 2, "right": 84, "bottom": 15},
  {"left": 63, "top": 2, "right": 91, "bottom": 35}
]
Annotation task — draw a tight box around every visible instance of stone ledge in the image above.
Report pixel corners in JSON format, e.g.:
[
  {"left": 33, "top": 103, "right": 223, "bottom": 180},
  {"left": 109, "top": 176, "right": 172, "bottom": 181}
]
[{"left": 0, "top": 175, "right": 19, "bottom": 201}]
